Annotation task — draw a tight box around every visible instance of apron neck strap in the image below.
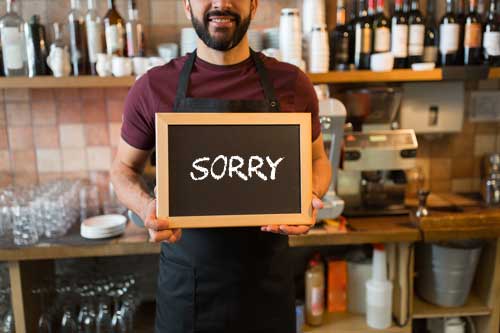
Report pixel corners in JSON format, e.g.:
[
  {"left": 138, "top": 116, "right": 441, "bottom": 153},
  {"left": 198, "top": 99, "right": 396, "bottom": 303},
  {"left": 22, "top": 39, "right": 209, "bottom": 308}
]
[{"left": 175, "top": 49, "right": 280, "bottom": 110}]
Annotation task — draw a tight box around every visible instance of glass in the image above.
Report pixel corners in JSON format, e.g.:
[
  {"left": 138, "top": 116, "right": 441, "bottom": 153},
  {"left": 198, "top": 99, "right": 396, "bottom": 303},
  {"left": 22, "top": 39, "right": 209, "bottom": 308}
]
[
  {"left": 61, "top": 305, "right": 78, "bottom": 333},
  {"left": 68, "top": 0, "right": 89, "bottom": 75},
  {"left": 0, "top": 0, "right": 29, "bottom": 76},
  {"left": 86, "top": 0, "right": 104, "bottom": 75}
]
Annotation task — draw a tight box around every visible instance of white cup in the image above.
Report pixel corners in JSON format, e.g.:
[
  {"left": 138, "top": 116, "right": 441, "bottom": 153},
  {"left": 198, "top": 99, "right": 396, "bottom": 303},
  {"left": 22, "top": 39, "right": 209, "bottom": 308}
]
[
  {"left": 96, "top": 53, "right": 112, "bottom": 77},
  {"left": 132, "top": 57, "right": 149, "bottom": 76},
  {"left": 148, "top": 57, "right": 167, "bottom": 69},
  {"left": 158, "top": 43, "right": 178, "bottom": 61},
  {"left": 111, "top": 56, "right": 132, "bottom": 77},
  {"left": 47, "top": 47, "right": 71, "bottom": 78},
  {"left": 370, "top": 52, "right": 394, "bottom": 72}
]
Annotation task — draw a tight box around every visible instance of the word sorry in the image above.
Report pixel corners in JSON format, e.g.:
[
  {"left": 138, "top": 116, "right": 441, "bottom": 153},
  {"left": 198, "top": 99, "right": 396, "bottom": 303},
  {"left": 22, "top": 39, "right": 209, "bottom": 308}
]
[{"left": 190, "top": 155, "right": 285, "bottom": 182}]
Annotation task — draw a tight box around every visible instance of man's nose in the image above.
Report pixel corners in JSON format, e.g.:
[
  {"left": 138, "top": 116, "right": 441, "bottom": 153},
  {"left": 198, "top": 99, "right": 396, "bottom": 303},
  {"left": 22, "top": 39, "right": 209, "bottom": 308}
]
[{"left": 212, "top": 0, "right": 233, "bottom": 10}]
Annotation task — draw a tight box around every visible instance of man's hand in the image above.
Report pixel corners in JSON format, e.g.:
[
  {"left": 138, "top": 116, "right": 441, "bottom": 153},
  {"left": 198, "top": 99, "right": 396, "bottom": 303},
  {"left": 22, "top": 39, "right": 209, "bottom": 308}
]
[
  {"left": 260, "top": 193, "right": 324, "bottom": 235},
  {"left": 142, "top": 198, "right": 182, "bottom": 243}
]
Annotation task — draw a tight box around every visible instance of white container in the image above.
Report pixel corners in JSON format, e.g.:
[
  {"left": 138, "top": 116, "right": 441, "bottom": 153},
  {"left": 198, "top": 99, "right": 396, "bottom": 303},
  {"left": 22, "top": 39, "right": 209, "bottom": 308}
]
[{"left": 366, "top": 245, "right": 393, "bottom": 330}]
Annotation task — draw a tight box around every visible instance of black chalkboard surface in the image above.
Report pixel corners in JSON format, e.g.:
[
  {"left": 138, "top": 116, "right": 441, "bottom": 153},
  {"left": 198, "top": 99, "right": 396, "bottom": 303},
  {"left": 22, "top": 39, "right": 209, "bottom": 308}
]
[{"left": 156, "top": 113, "right": 312, "bottom": 228}]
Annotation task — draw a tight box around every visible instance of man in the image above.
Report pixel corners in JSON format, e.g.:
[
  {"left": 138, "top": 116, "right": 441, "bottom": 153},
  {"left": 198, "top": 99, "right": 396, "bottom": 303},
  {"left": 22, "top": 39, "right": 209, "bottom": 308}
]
[{"left": 110, "top": 0, "right": 332, "bottom": 332}]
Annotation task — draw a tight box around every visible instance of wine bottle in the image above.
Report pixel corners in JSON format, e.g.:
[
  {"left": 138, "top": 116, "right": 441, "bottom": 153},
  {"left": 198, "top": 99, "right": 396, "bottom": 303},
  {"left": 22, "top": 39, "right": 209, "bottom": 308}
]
[
  {"left": 407, "top": 0, "right": 425, "bottom": 65},
  {"left": 68, "top": 0, "right": 89, "bottom": 76},
  {"left": 391, "top": 0, "right": 408, "bottom": 68},
  {"left": 347, "top": 1, "right": 359, "bottom": 66},
  {"left": 423, "top": 0, "right": 439, "bottom": 63},
  {"left": 456, "top": 0, "right": 466, "bottom": 65},
  {"left": 0, "top": 0, "right": 28, "bottom": 76},
  {"left": 25, "top": 15, "right": 49, "bottom": 77},
  {"left": 104, "top": 0, "right": 125, "bottom": 56},
  {"left": 86, "top": 0, "right": 104, "bottom": 75},
  {"left": 354, "top": 0, "right": 373, "bottom": 69},
  {"left": 372, "top": 0, "right": 391, "bottom": 54},
  {"left": 439, "top": 0, "right": 460, "bottom": 66},
  {"left": 483, "top": 0, "right": 500, "bottom": 66},
  {"left": 330, "top": 0, "right": 351, "bottom": 70},
  {"left": 126, "top": 0, "right": 145, "bottom": 57},
  {"left": 464, "top": 0, "right": 483, "bottom": 65}
]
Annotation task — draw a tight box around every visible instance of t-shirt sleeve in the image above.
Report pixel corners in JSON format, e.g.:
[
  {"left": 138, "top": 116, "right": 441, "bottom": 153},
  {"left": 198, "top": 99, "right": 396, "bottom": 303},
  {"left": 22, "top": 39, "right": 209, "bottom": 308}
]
[
  {"left": 294, "top": 70, "right": 321, "bottom": 141},
  {"left": 121, "top": 74, "right": 157, "bottom": 150}
]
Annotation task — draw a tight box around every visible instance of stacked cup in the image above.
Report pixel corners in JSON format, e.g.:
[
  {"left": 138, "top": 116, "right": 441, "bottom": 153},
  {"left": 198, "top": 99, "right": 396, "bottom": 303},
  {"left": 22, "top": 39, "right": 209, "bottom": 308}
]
[
  {"left": 279, "top": 8, "right": 302, "bottom": 65},
  {"left": 263, "top": 27, "right": 280, "bottom": 49},
  {"left": 302, "top": 0, "right": 326, "bottom": 36},
  {"left": 309, "top": 24, "right": 330, "bottom": 73},
  {"left": 181, "top": 27, "right": 198, "bottom": 55}
]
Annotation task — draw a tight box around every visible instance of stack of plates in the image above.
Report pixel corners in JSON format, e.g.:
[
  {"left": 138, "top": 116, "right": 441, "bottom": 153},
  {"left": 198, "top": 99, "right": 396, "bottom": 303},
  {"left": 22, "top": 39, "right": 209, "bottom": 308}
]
[
  {"left": 80, "top": 214, "right": 127, "bottom": 239},
  {"left": 248, "top": 29, "right": 264, "bottom": 51},
  {"left": 263, "top": 27, "right": 280, "bottom": 49},
  {"left": 181, "top": 27, "right": 198, "bottom": 56}
]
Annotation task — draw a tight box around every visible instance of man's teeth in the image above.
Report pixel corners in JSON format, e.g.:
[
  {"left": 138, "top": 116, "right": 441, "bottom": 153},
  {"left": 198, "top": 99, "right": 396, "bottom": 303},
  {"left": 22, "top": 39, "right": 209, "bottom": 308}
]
[{"left": 211, "top": 18, "right": 231, "bottom": 23}]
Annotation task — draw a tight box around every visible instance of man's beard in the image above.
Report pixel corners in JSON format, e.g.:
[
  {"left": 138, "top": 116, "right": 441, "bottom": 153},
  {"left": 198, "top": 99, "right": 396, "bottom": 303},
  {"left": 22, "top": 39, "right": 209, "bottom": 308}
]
[{"left": 190, "top": 7, "right": 252, "bottom": 51}]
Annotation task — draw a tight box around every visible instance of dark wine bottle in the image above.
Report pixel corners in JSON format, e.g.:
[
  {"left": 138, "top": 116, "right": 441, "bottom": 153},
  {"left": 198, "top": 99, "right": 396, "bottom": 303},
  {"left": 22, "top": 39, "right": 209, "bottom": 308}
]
[
  {"left": 407, "top": 0, "right": 425, "bottom": 65},
  {"left": 483, "top": 0, "right": 500, "bottom": 66},
  {"left": 372, "top": 0, "right": 391, "bottom": 54},
  {"left": 354, "top": 0, "right": 373, "bottom": 69},
  {"left": 347, "top": 1, "right": 359, "bottom": 66},
  {"left": 104, "top": 0, "right": 125, "bottom": 56},
  {"left": 68, "top": 0, "right": 89, "bottom": 76},
  {"left": 456, "top": 0, "right": 466, "bottom": 65},
  {"left": 423, "top": 0, "right": 438, "bottom": 63},
  {"left": 439, "top": 0, "right": 460, "bottom": 66},
  {"left": 464, "top": 0, "right": 483, "bottom": 65},
  {"left": 391, "top": 0, "right": 408, "bottom": 68},
  {"left": 330, "top": 0, "right": 351, "bottom": 70}
]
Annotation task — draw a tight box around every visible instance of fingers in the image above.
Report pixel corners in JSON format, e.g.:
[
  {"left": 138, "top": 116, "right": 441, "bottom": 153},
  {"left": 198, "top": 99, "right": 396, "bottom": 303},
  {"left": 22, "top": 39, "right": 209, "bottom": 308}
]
[
  {"left": 144, "top": 216, "right": 171, "bottom": 231},
  {"left": 148, "top": 228, "right": 182, "bottom": 243},
  {"left": 260, "top": 224, "right": 311, "bottom": 235},
  {"left": 312, "top": 197, "right": 324, "bottom": 209}
]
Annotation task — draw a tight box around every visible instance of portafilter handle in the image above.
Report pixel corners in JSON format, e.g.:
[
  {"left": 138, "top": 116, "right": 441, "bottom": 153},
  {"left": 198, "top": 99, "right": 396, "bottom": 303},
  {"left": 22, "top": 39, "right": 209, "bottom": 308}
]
[{"left": 415, "top": 189, "right": 430, "bottom": 218}]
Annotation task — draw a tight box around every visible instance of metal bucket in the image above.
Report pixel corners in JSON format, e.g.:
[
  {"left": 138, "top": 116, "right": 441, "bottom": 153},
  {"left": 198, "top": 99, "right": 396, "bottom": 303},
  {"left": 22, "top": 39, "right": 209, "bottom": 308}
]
[{"left": 415, "top": 240, "right": 483, "bottom": 307}]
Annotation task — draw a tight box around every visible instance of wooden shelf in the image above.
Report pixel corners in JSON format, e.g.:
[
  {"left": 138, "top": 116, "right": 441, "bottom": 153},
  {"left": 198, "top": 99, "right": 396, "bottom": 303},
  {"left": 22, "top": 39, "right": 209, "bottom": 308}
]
[
  {"left": 303, "top": 312, "right": 411, "bottom": 333},
  {"left": 413, "top": 292, "right": 491, "bottom": 319},
  {"left": 0, "top": 67, "right": 495, "bottom": 88},
  {"left": 289, "top": 216, "right": 420, "bottom": 247},
  {"left": 0, "top": 76, "right": 135, "bottom": 89},
  {"left": 308, "top": 69, "right": 442, "bottom": 84}
]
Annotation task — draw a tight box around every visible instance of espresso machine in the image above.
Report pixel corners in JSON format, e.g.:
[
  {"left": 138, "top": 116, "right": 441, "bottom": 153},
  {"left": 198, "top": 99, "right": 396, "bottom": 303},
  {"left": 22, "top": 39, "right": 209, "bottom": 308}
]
[
  {"left": 316, "top": 98, "right": 346, "bottom": 220},
  {"left": 335, "top": 87, "right": 418, "bottom": 216}
]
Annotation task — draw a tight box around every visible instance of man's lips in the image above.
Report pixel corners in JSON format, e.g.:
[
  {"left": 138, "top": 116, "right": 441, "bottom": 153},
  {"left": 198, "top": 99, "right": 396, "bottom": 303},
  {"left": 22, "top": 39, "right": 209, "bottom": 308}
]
[{"left": 208, "top": 16, "right": 236, "bottom": 28}]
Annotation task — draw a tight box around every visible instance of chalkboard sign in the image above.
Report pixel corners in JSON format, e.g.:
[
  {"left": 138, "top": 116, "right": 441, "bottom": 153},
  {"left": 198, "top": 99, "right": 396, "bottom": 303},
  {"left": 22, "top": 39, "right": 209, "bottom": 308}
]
[{"left": 156, "top": 113, "right": 312, "bottom": 228}]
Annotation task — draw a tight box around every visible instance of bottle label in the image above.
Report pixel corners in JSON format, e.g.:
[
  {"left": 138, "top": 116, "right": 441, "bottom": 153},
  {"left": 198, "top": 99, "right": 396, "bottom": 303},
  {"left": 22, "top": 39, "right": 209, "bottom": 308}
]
[
  {"left": 335, "top": 37, "right": 350, "bottom": 63},
  {"left": 409, "top": 24, "right": 425, "bottom": 56},
  {"left": 374, "top": 27, "right": 391, "bottom": 52},
  {"left": 311, "top": 287, "right": 324, "bottom": 316},
  {"left": 105, "top": 24, "right": 123, "bottom": 55},
  {"left": 355, "top": 26, "right": 372, "bottom": 55},
  {"left": 439, "top": 23, "right": 460, "bottom": 54},
  {"left": 484, "top": 31, "right": 500, "bottom": 56},
  {"left": 391, "top": 24, "right": 408, "bottom": 57},
  {"left": 1, "top": 27, "right": 23, "bottom": 70},
  {"left": 87, "top": 21, "right": 103, "bottom": 63},
  {"left": 465, "top": 23, "right": 482, "bottom": 48},
  {"left": 423, "top": 46, "right": 438, "bottom": 62}
]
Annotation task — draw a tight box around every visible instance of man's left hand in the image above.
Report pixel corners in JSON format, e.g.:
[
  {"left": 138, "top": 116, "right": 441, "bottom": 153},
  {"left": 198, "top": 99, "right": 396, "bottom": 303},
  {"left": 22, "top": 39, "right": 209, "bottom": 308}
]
[{"left": 260, "top": 193, "right": 324, "bottom": 235}]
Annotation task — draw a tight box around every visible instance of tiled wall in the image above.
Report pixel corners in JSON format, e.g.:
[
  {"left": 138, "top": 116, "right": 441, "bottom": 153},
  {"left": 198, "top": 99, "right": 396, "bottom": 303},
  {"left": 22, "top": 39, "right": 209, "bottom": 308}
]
[{"left": 0, "top": 87, "right": 126, "bottom": 187}]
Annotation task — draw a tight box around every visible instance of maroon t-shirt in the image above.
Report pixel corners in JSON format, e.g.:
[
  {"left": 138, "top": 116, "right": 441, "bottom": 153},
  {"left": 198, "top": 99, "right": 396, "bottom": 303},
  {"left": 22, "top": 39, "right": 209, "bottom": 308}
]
[{"left": 121, "top": 52, "right": 320, "bottom": 150}]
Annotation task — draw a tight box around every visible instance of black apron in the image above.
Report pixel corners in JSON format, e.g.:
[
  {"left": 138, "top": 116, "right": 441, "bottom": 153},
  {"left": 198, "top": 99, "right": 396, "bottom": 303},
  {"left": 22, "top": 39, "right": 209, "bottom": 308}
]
[{"left": 155, "top": 49, "right": 295, "bottom": 333}]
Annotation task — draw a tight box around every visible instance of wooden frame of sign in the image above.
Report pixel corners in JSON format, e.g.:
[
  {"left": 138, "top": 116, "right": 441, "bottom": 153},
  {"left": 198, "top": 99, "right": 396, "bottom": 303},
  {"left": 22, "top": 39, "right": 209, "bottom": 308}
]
[{"left": 156, "top": 113, "right": 312, "bottom": 228}]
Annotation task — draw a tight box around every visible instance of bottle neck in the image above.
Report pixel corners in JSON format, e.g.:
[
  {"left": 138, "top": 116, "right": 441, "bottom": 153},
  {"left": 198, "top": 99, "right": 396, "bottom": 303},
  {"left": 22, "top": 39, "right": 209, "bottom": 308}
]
[
  {"left": 457, "top": 0, "right": 465, "bottom": 13},
  {"left": 395, "top": 0, "right": 403, "bottom": 11},
  {"left": 53, "top": 23, "right": 62, "bottom": 40},
  {"left": 6, "top": 0, "right": 14, "bottom": 13},
  {"left": 128, "top": 9, "right": 138, "bottom": 20},
  {"left": 358, "top": 0, "right": 367, "bottom": 16},
  {"left": 377, "top": 0, "right": 384, "bottom": 13},
  {"left": 368, "top": 0, "right": 375, "bottom": 15},
  {"left": 107, "top": 0, "right": 115, "bottom": 9},
  {"left": 469, "top": 0, "right": 477, "bottom": 13},
  {"left": 70, "top": 0, "right": 80, "bottom": 10},
  {"left": 427, "top": 0, "right": 435, "bottom": 18},
  {"left": 337, "top": 7, "right": 346, "bottom": 25},
  {"left": 489, "top": 0, "right": 497, "bottom": 14},
  {"left": 411, "top": 0, "right": 419, "bottom": 10},
  {"left": 446, "top": 0, "right": 454, "bottom": 13},
  {"left": 87, "top": 0, "right": 97, "bottom": 10}
]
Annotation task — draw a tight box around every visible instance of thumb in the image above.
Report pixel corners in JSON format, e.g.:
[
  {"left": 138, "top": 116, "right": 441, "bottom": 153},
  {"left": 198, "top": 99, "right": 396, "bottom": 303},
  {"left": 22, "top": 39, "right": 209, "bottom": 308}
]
[
  {"left": 312, "top": 197, "right": 324, "bottom": 209},
  {"left": 154, "top": 186, "right": 158, "bottom": 197}
]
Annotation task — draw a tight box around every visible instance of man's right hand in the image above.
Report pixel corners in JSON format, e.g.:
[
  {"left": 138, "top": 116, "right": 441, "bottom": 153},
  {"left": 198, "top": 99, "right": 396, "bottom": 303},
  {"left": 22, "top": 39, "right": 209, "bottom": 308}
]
[{"left": 142, "top": 198, "right": 182, "bottom": 243}]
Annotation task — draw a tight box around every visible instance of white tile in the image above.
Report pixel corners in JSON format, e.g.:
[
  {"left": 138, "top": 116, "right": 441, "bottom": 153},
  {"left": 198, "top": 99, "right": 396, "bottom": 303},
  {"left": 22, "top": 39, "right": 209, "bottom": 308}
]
[
  {"left": 109, "top": 122, "right": 122, "bottom": 147},
  {"left": 474, "top": 134, "right": 496, "bottom": 157},
  {"left": 36, "top": 149, "right": 62, "bottom": 173},
  {"left": 62, "top": 148, "right": 87, "bottom": 172},
  {"left": 86, "top": 146, "right": 111, "bottom": 171},
  {"left": 0, "top": 150, "right": 11, "bottom": 172},
  {"left": 60, "top": 124, "right": 85, "bottom": 148}
]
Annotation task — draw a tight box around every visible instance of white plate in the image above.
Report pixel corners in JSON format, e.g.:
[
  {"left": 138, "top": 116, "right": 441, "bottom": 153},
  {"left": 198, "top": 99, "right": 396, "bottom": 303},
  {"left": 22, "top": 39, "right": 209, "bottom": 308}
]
[
  {"left": 411, "top": 62, "right": 436, "bottom": 71},
  {"left": 81, "top": 214, "right": 127, "bottom": 230},
  {"left": 81, "top": 227, "right": 125, "bottom": 239}
]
